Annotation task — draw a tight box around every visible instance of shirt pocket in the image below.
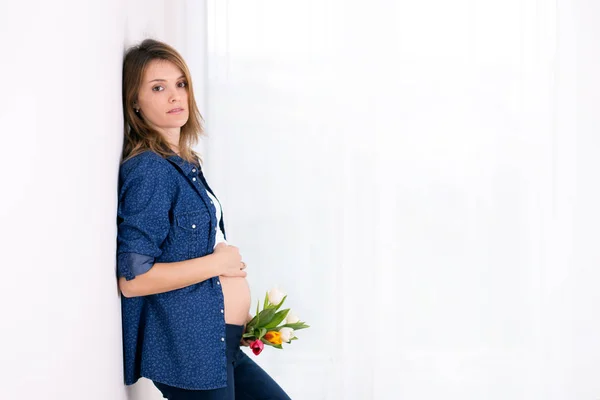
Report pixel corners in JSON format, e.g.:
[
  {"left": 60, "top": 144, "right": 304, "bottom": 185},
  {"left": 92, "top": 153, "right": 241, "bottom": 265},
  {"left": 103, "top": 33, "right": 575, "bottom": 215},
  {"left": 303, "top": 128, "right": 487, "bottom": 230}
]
[{"left": 175, "top": 209, "right": 211, "bottom": 259}]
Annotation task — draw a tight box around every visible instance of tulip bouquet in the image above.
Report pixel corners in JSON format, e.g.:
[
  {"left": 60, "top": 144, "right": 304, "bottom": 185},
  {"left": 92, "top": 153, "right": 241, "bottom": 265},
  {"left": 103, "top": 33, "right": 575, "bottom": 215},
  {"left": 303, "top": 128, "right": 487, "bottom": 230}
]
[{"left": 243, "top": 288, "right": 310, "bottom": 356}]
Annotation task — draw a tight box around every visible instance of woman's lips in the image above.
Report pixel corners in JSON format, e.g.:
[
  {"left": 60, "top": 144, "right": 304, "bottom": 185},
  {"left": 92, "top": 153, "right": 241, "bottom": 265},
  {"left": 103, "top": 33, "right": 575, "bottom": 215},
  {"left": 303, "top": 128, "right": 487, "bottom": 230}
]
[{"left": 168, "top": 108, "right": 184, "bottom": 114}]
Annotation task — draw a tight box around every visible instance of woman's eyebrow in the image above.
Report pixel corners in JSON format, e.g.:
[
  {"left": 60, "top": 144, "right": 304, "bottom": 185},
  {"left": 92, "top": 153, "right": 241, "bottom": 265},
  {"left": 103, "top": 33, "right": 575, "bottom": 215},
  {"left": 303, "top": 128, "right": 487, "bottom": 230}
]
[{"left": 148, "top": 75, "right": 186, "bottom": 83}]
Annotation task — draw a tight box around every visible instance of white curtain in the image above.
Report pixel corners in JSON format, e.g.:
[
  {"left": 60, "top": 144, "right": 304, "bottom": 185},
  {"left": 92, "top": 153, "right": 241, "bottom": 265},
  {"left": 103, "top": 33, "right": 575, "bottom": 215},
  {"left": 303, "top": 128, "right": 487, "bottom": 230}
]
[{"left": 203, "top": 1, "right": 600, "bottom": 399}]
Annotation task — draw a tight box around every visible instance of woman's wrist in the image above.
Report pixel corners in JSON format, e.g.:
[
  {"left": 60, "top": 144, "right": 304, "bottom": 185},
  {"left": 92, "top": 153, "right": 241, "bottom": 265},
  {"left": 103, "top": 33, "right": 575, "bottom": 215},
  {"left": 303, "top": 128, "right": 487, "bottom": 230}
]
[{"left": 207, "top": 253, "right": 223, "bottom": 277}]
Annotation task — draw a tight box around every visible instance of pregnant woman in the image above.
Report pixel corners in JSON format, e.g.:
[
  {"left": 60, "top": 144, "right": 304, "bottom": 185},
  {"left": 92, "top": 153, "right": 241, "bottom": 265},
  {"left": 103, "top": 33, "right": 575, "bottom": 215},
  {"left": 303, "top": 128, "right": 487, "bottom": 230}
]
[{"left": 116, "top": 38, "right": 291, "bottom": 400}]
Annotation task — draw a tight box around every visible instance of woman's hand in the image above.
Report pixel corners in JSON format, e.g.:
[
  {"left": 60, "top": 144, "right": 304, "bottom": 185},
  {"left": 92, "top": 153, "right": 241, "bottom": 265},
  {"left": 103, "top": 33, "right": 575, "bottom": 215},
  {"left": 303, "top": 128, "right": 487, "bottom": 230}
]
[{"left": 213, "top": 243, "right": 247, "bottom": 277}]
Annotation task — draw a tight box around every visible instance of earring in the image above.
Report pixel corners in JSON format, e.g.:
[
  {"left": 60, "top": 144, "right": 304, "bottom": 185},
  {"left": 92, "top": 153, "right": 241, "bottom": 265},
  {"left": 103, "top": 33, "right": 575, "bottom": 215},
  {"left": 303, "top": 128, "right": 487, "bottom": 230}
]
[{"left": 135, "top": 108, "right": 140, "bottom": 113}]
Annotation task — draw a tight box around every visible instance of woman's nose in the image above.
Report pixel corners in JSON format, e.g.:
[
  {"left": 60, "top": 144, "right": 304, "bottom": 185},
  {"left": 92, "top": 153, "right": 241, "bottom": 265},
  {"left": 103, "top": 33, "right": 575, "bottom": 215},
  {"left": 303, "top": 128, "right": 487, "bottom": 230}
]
[{"left": 169, "top": 88, "right": 181, "bottom": 102}]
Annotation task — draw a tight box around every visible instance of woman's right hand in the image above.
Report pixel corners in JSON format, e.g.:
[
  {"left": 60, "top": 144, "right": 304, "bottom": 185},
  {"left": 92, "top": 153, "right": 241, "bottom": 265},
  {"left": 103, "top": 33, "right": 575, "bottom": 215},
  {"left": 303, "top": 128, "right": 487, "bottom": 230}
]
[{"left": 213, "top": 242, "right": 247, "bottom": 277}]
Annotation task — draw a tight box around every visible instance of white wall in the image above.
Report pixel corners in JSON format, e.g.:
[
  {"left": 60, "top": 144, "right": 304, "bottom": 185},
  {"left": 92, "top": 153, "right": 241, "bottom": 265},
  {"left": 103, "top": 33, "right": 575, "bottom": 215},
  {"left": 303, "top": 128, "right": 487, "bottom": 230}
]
[
  {"left": 0, "top": 0, "right": 191, "bottom": 399},
  {"left": 544, "top": 1, "right": 600, "bottom": 398},
  {"left": 1, "top": 0, "right": 599, "bottom": 399}
]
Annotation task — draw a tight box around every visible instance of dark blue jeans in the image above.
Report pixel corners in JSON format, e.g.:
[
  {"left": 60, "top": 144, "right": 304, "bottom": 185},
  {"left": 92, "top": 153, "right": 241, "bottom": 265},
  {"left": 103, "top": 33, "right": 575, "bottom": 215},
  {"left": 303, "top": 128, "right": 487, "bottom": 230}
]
[{"left": 152, "top": 324, "right": 292, "bottom": 399}]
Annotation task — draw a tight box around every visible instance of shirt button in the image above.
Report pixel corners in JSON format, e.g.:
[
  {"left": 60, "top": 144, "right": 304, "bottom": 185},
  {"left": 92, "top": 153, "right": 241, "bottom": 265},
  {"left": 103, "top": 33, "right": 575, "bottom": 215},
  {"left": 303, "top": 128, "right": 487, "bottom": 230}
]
[
  {"left": 220, "top": 309, "right": 224, "bottom": 313},
  {"left": 192, "top": 177, "right": 196, "bottom": 181},
  {"left": 221, "top": 337, "right": 225, "bottom": 342},
  {"left": 210, "top": 201, "right": 213, "bottom": 204},
  {"left": 192, "top": 224, "right": 196, "bottom": 229},
  {"left": 217, "top": 281, "right": 221, "bottom": 285},
  {"left": 192, "top": 168, "right": 196, "bottom": 172}
]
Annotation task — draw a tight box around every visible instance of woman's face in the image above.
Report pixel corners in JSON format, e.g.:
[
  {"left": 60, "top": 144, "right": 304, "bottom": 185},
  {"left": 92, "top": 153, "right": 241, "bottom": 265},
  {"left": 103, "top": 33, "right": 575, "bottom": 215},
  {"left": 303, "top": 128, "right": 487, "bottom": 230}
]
[{"left": 134, "top": 59, "right": 189, "bottom": 137}]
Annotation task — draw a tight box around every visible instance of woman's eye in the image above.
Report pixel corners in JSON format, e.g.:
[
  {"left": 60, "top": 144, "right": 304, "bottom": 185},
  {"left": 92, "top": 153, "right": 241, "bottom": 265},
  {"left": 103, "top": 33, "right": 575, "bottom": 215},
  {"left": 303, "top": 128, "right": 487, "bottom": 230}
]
[{"left": 152, "top": 82, "right": 186, "bottom": 92}]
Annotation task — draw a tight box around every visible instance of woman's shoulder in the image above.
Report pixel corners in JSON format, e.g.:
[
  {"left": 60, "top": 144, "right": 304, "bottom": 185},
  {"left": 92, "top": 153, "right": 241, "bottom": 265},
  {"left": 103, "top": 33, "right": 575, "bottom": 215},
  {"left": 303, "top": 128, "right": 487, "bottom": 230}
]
[
  {"left": 121, "top": 150, "right": 171, "bottom": 173},
  {"left": 119, "top": 150, "right": 176, "bottom": 186}
]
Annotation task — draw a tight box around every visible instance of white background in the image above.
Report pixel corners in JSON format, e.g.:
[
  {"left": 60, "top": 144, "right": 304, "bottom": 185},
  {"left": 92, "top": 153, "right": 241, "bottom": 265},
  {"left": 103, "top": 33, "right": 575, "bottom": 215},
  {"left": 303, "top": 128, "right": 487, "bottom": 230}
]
[{"left": 0, "top": 0, "right": 599, "bottom": 399}]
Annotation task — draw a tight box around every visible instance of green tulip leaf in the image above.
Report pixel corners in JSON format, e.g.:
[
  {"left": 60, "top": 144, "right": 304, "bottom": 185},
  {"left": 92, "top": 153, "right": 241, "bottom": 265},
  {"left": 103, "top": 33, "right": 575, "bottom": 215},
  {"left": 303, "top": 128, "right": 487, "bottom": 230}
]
[
  {"left": 247, "top": 314, "right": 258, "bottom": 327},
  {"left": 252, "top": 301, "right": 260, "bottom": 326},
  {"left": 264, "top": 292, "right": 270, "bottom": 309},
  {"left": 273, "top": 295, "right": 287, "bottom": 312},
  {"left": 258, "top": 327, "right": 267, "bottom": 339},
  {"left": 263, "top": 309, "right": 290, "bottom": 330},
  {"left": 256, "top": 307, "right": 276, "bottom": 327},
  {"left": 279, "top": 322, "right": 310, "bottom": 330}
]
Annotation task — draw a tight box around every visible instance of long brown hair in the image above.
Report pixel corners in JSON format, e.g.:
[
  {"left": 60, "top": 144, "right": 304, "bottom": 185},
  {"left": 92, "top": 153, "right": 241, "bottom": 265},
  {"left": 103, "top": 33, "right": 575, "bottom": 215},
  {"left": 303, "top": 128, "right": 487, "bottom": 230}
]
[{"left": 121, "top": 38, "right": 204, "bottom": 165}]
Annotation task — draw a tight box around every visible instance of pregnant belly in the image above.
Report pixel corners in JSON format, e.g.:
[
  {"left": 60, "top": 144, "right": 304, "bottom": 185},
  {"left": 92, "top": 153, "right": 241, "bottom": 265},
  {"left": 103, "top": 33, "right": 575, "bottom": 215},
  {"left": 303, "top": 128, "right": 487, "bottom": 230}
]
[{"left": 219, "top": 276, "right": 251, "bottom": 325}]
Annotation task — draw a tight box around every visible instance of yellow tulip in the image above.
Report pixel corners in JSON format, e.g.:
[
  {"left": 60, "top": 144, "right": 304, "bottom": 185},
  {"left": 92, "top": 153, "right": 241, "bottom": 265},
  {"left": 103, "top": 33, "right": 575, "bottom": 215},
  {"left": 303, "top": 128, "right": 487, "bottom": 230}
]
[{"left": 264, "top": 331, "right": 282, "bottom": 345}]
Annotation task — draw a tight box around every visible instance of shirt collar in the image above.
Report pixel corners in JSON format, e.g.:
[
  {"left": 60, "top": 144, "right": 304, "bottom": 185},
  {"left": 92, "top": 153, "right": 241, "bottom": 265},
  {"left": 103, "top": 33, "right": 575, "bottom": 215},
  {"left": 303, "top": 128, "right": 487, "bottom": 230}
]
[{"left": 166, "top": 153, "right": 199, "bottom": 175}]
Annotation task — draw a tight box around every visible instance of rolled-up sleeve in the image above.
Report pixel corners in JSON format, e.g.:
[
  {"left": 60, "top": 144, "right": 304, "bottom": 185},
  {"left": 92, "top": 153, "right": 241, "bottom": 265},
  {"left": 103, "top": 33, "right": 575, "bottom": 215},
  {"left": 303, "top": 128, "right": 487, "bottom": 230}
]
[{"left": 116, "top": 156, "right": 174, "bottom": 281}]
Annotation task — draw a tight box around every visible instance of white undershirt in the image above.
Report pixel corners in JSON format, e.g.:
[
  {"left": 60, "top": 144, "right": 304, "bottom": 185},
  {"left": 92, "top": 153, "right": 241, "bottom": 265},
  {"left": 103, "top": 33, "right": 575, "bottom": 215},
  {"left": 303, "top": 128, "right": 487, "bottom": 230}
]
[{"left": 206, "top": 189, "right": 227, "bottom": 248}]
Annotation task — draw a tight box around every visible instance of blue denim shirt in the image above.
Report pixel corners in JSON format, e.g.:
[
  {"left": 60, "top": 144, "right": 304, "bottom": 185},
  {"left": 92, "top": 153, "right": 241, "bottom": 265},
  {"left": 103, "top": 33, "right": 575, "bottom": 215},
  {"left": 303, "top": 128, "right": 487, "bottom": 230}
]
[{"left": 116, "top": 150, "right": 229, "bottom": 390}]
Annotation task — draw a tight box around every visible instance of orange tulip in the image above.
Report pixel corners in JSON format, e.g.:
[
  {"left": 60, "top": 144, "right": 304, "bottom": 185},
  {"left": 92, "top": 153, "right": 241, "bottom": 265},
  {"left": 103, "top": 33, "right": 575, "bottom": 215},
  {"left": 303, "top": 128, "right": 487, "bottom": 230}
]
[{"left": 264, "top": 331, "right": 282, "bottom": 345}]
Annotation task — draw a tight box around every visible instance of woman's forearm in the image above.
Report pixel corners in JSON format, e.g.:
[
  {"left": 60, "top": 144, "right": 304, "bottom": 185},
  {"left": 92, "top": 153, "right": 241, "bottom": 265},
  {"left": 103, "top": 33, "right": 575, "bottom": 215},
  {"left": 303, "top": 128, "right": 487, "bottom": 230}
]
[{"left": 119, "top": 254, "right": 221, "bottom": 298}]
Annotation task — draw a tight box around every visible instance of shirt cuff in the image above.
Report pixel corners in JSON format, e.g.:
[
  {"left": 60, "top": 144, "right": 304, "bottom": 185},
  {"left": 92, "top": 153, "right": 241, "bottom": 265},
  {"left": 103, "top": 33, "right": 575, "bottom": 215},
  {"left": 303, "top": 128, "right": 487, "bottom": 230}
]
[{"left": 117, "top": 252, "right": 156, "bottom": 281}]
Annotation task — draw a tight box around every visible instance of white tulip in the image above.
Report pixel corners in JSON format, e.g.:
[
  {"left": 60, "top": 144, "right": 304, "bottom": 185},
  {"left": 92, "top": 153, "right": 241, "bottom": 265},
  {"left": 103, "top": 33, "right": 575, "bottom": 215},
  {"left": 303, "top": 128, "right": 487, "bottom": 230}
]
[
  {"left": 267, "top": 287, "right": 285, "bottom": 305},
  {"left": 284, "top": 311, "right": 300, "bottom": 324},
  {"left": 279, "top": 327, "right": 295, "bottom": 343}
]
